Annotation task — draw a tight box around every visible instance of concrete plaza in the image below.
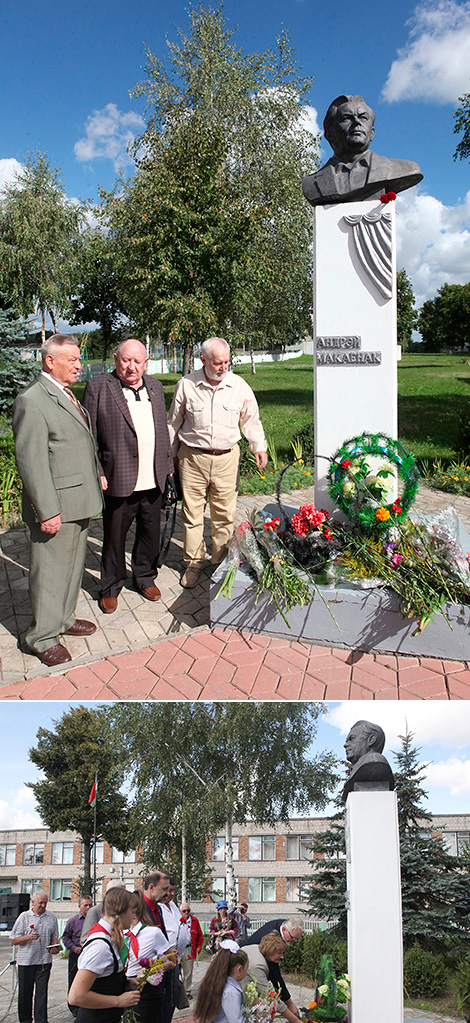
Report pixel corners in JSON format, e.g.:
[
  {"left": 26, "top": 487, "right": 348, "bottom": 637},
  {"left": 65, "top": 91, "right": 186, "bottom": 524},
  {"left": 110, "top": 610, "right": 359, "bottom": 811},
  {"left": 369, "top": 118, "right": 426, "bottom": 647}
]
[{"left": 0, "top": 485, "right": 469, "bottom": 700}]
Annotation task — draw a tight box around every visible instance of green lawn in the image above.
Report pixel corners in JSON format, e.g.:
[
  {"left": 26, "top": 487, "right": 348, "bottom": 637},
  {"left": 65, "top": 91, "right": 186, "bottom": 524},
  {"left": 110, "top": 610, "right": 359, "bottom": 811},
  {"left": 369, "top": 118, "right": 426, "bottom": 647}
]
[
  {"left": 75, "top": 352, "right": 470, "bottom": 465},
  {"left": 156, "top": 352, "right": 470, "bottom": 463}
]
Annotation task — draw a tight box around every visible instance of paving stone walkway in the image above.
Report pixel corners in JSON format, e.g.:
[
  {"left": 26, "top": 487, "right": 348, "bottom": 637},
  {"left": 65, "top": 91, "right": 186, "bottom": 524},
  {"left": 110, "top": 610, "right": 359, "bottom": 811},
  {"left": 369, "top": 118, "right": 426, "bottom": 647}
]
[{"left": 0, "top": 485, "right": 469, "bottom": 701}]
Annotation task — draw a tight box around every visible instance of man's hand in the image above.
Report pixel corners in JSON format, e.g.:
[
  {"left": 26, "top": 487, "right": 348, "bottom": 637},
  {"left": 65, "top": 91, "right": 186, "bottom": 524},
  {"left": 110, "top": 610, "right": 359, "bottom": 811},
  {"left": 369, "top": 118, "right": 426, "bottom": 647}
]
[
  {"left": 27, "top": 931, "right": 40, "bottom": 941},
  {"left": 100, "top": 476, "right": 108, "bottom": 492},
  {"left": 255, "top": 451, "right": 268, "bottom": 469},
  {"left": 40, "top": 514, "right": 61, "bottom": 534},
  {"left": 285, "top": 999, "right": 300, "bottom": 1018},
  {"left": 74, "top": 946, "right": 82, "bottom": 955}
]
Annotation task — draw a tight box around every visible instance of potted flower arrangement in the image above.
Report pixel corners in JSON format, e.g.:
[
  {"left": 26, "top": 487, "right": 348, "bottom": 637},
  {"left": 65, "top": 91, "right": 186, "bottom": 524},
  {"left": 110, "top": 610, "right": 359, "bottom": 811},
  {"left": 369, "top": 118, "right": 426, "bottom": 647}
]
[{"left": 302, "top": 955, "right": 350, "bottom": 1023}]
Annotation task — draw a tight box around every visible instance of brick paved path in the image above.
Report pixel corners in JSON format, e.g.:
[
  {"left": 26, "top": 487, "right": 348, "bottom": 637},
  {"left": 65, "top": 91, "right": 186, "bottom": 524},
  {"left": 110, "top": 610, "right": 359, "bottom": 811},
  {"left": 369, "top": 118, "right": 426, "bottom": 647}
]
[{"left": 0, "top": 485, "right": 469, "bottom": 700}]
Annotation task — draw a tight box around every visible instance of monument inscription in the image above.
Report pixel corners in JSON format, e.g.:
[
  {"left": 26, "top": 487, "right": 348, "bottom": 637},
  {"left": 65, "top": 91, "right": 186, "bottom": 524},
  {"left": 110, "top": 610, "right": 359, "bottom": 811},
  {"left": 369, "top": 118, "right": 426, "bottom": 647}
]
[{"left": 315, "top": 336, "right": 382, "bottom": 366}]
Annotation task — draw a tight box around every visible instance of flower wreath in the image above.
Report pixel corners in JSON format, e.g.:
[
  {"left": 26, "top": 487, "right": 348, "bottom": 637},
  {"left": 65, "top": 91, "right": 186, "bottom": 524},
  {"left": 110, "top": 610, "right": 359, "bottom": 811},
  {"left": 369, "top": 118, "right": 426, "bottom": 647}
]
[{"left": 327, "top": 431, "right": 420, "bottom": 532}]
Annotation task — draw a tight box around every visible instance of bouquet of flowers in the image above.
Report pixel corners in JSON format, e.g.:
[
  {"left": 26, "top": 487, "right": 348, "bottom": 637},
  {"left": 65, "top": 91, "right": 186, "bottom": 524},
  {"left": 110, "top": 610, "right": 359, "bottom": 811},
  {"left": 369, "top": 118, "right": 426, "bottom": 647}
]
[
  {"left": 136, "top": 954, "right": 173, "bottom": 988},
  {"left": 243, "top": 980, "right": 282, "bottom": 1023},
  {"left": 215, "top": 514, "right": 314, "bottom": 626}
]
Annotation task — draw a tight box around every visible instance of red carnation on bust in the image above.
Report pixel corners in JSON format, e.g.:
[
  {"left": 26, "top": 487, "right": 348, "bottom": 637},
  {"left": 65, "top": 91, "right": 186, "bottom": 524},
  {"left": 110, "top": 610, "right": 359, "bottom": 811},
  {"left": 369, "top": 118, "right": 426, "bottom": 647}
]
[{"left": 380, "top": 191, "right": 397, "bottom": 204}]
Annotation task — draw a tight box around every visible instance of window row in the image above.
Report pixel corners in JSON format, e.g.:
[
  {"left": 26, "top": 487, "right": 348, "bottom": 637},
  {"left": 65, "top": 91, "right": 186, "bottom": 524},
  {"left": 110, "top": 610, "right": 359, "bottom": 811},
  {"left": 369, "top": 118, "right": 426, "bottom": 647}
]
[
  {"left": 21, "top": 879, "right": 73, "bottom": 900},
  {"left": 212, "top": 835, "right": 313, "bottom": 862},
  {"left": 9, "top": 842, "right": 137, "bottom": 867},
  {"left": 211, "top": 877, "right": 310, "bottom": 902}
]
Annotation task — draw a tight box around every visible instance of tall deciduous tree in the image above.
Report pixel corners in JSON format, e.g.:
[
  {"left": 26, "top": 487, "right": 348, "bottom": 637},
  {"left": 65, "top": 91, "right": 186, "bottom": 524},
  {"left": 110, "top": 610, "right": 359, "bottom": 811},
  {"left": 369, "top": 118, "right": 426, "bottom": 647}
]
[
  {"left": 107, "top": 702, "right": 338, "bottom": 904},
  {"left": 102, "top": 114, "right": 256, "bottom": 374},
  {"left": 396, "top": 268, "right": 418, "bottom": 352},
  {"left": 418, "top": 282, "right": 470, "bottom": 352},
  {"left": 70, "top": 229, "right": 125, "bottom": 363},
  {"left": 28, "top": 706, "right": 131, "bottom": 895},
  {"left": 103, "top": 5, "right": 318, "bottom": 364},
  {"left": 453, "top": 93, "right": 470, "bottom": 162},
  {"left": 305, "top": 729, "right": 470, "bottom": 954},
  {"left": 0, "top": 152, "right": 84, "bottom": 343}
]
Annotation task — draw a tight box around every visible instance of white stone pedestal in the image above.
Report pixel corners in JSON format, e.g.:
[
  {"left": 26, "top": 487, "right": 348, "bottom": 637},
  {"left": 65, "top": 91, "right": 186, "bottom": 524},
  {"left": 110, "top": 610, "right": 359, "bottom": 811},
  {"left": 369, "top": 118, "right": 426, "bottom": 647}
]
[
  {"left": 346, "top": 790, "right": 403, "bottom": 1023},
  {"left": 313, "top": 200, "right": 397, "bottom": 513}
]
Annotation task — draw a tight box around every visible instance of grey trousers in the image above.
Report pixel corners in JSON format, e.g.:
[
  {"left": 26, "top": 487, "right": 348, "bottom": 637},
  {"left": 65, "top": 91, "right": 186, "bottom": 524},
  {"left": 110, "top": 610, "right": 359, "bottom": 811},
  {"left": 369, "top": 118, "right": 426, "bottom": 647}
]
[{"left": 26, "top": 519, "right": 89, "bottom": 652}]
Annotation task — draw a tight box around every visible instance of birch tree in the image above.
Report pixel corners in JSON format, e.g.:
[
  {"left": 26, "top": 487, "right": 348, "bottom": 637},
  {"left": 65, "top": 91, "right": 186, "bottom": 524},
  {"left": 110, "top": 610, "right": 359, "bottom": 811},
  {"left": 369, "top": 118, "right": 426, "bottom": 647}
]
[{"left": 0, "top": 152, "right": 84, "bottom": 342}]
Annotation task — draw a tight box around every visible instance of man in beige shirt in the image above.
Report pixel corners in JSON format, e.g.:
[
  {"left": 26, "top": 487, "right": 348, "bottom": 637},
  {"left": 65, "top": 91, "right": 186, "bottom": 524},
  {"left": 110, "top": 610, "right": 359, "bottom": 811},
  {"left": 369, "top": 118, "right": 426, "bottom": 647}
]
[{"left": 168, "top": 337, "right": 267, "bottom": 588}]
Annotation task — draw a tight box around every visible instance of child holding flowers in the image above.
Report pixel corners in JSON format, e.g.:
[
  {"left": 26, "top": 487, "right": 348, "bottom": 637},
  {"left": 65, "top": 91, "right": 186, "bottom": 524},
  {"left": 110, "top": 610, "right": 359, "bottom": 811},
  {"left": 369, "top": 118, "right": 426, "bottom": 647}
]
[
  {"left": 68, "top": 887, "right": 141, "bottom": 1023},
  {"left": 125, "top": 892, "right": 177, "bottom": 1023},
  {"left": 194, "top": 940, "right": 248, "bottom": 1023}
]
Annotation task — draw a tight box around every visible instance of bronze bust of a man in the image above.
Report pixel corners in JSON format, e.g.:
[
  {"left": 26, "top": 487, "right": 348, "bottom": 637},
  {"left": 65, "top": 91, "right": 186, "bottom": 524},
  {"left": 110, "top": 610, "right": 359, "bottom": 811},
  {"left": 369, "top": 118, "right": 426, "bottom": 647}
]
[
  {"left": 342, "top": 719, "right": 395, "bottom": 800},
  {"left": 302, "top": 94, "right": 423, "bottom": 207}
]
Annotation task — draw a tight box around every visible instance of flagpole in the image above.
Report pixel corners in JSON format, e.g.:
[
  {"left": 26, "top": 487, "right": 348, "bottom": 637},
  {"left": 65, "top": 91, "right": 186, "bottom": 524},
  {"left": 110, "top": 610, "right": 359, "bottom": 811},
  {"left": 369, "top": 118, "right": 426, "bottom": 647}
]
[{"left": 93, "top": 771, "right": 97, "bottom": 902}]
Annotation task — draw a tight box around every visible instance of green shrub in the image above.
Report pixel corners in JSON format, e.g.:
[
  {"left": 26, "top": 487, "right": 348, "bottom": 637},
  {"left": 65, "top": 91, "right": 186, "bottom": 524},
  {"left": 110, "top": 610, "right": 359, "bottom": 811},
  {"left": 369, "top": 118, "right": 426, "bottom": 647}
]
[
  {"left": 283, "top": 931, "right": 347, "bottom": 982},
  {"left": 455, "top": 958, "right": 470, "bottom": 1014},
  {"left": 282, "top": 934, "right": 305, "bottom": 973},
  {"left": 403, "top": 943, "right": 447, "bottom": 997},
  {"left": 0, "top": 432, "right": 23, "bottom": 526}
]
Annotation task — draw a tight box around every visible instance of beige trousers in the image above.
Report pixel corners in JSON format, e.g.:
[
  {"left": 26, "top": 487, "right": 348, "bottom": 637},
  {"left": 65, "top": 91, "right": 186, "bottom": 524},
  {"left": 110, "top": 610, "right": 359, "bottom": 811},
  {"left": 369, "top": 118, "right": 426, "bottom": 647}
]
[{"left": 178, "top": 442, "right": 240, "bottom": 565}]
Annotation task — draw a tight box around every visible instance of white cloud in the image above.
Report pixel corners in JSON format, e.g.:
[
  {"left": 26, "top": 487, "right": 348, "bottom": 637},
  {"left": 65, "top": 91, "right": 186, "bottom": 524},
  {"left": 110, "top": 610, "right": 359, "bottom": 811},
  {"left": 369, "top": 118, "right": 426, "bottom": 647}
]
[
  {"left": 396, "top": 185, "right": 470, "bottom": 305},
  {"left": 300, "top": 104, "right": 321, "bottom": 139},
  {"left": 327, "top": 701, "right": 470, "bottom": 748},
  {"left": 426, "top": 757, "right": 470, "bottom": 796},
  {"left": 0, "top": 786, "right": 43, "bottom": 829},
  {"left": 382, "top": 0, "right": 470, "bottom": 103},
  {"left": 0, "top": 157, "right": 23, "bottom": 194},
  {"left": 74, "top": 103, "right": 145, "bottom": 171}
]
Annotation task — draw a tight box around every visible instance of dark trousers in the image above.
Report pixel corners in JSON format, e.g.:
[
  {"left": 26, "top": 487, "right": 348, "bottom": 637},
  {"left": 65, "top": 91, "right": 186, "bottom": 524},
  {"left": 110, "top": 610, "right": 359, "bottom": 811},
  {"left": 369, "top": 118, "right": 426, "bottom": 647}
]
[
  {"left": 18, "top": 963, "right": 51, "bottom": 1023},
  {"left": 158, "top": 965, "right": 179, "bottom": 1023},
  {"left": 68, "top": 952, "right": 79, "bottom": 1016},
  {"left": 100, "top": 488, "right": 162, "bottom": 597}
]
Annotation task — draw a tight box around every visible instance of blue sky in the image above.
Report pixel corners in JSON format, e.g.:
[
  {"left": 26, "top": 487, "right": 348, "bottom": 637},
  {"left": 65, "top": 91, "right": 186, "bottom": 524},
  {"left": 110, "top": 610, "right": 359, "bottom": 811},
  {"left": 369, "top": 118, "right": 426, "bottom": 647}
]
[
  {"left": 1, "top": 701, "right": 470, "bottom": 829},
  {"left": 1, "top": 0, "right": 470, "bottom": 308}
]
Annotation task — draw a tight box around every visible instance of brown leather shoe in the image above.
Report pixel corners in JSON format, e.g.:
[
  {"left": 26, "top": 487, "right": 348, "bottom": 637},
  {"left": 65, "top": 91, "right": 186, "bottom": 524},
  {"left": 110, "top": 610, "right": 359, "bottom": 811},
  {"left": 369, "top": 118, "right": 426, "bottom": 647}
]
[
  {"left": 30, "top": 643, "right": 72, "bottom": 666},
  {"left": 99, "top": 596, "right": 118, "bottom": 614},
  {"left": 137, "top": 584, "right": 161, "bottom": 601},
  {"left": 64, "top": 619, "right": 97, "bottom": 636}
]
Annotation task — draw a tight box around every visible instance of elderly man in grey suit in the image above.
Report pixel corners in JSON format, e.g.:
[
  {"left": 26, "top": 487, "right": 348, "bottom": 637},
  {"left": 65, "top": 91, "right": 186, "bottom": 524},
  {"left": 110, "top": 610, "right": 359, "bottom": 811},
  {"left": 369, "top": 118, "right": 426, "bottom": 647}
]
[{"left": 12, "top": 334, "right": 102, "bottom": 667}]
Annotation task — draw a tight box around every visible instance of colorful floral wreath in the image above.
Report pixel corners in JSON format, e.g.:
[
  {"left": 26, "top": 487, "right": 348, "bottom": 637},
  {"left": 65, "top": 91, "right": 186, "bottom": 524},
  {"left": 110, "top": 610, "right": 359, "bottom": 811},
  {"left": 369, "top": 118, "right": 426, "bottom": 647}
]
[{"left": 327, "top": 432, "right": 420, "bottom": 532}]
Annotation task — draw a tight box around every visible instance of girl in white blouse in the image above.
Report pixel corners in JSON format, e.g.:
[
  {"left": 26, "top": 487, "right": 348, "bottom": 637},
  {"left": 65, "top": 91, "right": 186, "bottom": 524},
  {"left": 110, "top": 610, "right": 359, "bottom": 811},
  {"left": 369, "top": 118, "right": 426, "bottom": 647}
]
[{"left": 68, "top": 888, "right": 140, "bottom": 1023}]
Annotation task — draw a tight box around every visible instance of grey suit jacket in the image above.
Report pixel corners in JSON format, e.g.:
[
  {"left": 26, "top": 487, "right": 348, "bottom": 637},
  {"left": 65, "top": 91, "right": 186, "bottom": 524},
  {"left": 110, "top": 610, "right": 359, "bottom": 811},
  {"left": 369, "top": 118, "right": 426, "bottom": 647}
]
[
  {"left": 12, "top": 374, "right": 103, "bottom": 525},
  {"left": 240, "top": 945, "right": 287, "bottom": 1013},
  {"left": 302, "top": 150, "right": 423, "bottom": 206}
]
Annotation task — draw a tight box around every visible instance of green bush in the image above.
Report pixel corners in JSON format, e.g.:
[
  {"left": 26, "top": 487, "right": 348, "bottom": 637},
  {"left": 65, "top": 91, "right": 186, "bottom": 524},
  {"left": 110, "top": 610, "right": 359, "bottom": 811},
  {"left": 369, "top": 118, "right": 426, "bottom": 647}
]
[
  {"left": 283, "top": 931, "right": 347, "bottom": 982},
  {"left": 282, "top": 934, "right": 305, "bottom": 973},
  {"left": 0, "top": 432, "right": 23, "bottom": 526},
  {"left": 455, "top": 958, "right": 470, "bottom": 1014},
  {"left": 403, "top": 943, "right": 447, "bottom": 997}
]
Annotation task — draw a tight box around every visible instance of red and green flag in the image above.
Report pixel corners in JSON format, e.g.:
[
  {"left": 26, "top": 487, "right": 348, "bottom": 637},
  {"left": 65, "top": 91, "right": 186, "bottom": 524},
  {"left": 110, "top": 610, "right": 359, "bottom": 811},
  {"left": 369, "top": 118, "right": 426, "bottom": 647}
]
[{"left": 88, "top": 777, "right": 97, "bottom": 808}]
